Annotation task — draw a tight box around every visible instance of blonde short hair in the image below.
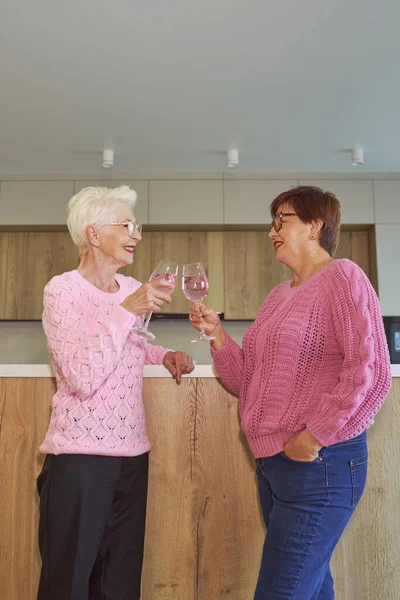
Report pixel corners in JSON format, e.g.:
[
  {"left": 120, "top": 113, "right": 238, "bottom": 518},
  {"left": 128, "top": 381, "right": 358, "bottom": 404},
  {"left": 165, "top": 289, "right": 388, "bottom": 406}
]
[{"left": 67, "top": 185, "right": 137, "bottom": 251}]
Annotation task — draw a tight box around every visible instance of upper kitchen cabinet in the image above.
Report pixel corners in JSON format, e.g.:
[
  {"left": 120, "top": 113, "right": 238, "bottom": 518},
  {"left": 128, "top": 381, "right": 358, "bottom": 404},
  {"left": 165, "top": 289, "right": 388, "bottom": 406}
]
[
  {"left": 0, "top": 181, "right": 74, "bottom": 225},
  {"left": 373, "top": 180, "right": 400, "bottom": 223},
  {"left": 298, "top": 180, "right": 374, "bottom": 224},
  {"left": 74, "top": 180, "right": 149, "bottom": 224},
  {"left": 224, "top": 180, "right": 298, "bottom": 224},
  {"left": 149, "top": 180, "right": 223, "bottom": 224}
]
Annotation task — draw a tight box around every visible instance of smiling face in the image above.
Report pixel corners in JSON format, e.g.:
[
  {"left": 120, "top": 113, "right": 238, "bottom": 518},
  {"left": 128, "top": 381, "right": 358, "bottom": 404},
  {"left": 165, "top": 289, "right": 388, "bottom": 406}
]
[
  {"left": 268, "top": 202, "right": 317, "bottom": 269},
  {"left": 96, "top": 204, "right": 142, "bottom": 268}
]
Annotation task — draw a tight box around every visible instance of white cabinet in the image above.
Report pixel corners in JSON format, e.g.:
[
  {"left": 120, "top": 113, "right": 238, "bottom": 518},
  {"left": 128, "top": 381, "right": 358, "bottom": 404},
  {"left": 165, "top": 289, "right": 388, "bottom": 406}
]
[
  {"left": 224, "top": 180, "right": 298, "bottom": 224},
  {"left": 298, "top": 180, "right": 374, "bottom": 224},
  {"left": 0, "top": 181, "right": 74, "bottom": 225},
  {"left": 373, "top": 181, "right": 400, "bottom": 223},
  {"left": 74, "top": 180, "right": 149, "bottom": 224},
  {"left": 375, "top": 224, "right": 400, "bottom": 315},
  {"left": 149, "top": 180, "right": 223, "bottom": 224}
]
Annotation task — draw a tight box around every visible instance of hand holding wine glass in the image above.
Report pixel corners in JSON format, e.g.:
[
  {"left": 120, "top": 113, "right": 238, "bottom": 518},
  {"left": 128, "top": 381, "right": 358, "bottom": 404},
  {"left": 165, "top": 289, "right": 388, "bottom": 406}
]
[
  {"left": 182, "top": 262, "right": 216, "bottom": 342},
  {"left": 121, "top": 278, "right": 173, "bottom": 317},
  {"left": 188, "top": 303, "right": 226, "bottom": 349},
  {"left": 130, "top": 259, "right": 178, "bottom": 340}
]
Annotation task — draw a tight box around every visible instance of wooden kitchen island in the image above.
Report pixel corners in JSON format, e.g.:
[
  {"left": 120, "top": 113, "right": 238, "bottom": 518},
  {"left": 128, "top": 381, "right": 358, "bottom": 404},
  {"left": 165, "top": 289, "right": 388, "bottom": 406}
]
[{"left": 0, "top": 365, "right": 399, "bottom": 600}]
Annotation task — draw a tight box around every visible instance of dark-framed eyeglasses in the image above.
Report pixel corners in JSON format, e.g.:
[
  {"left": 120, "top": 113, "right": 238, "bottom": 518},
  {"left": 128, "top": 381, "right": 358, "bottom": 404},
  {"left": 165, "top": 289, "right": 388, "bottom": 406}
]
[
  {"left": 109, "top": 221, "right": 142, "bottom": 237},
  {"left": 270, "top": 212, "right": 297, "bottom": 232}
]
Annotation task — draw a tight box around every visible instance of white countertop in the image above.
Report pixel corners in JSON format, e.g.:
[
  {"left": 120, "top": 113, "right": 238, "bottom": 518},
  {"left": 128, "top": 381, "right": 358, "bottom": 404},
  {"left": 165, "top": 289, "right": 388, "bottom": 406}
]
[
  {"left": 1, "top": 364, "right": 400, "bottom": 378},
  {"left": 0, "top": 364, "right": 218, "bottom": 378}
]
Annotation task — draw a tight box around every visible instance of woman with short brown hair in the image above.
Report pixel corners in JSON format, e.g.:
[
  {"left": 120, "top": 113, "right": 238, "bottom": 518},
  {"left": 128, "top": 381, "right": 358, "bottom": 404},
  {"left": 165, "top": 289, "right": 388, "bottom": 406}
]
[{"left": 190, "top": 185, "right": 391, "bottom": 599}]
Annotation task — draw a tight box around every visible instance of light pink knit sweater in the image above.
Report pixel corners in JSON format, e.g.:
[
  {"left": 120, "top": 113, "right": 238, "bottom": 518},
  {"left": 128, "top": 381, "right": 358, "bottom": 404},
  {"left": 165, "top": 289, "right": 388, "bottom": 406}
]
[
  {"left": 40, "top": 270, "right": 170, "bottom": 457},
  {"left": 211, "top": 259, "right": 391, "bottom": 458}
]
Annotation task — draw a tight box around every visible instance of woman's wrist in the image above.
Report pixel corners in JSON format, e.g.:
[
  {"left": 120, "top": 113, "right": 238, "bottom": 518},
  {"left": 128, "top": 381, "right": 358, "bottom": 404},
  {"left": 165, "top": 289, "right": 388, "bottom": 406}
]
[
  {"left": 211, "top": 323, "right": 226, "bottom": 351},
  {"left": 120, "top": 300, "right": 138, "bottom": 317}
]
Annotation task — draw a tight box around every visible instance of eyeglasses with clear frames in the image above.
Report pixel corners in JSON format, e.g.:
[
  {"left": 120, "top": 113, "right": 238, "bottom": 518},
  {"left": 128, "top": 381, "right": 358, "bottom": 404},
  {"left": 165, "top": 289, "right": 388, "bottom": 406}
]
[
  {"left": 270, "top": 212, "right": 297, "bottom": 232},
  {"left": 108, "top": 221, "right": 142, "bottom": 237}
]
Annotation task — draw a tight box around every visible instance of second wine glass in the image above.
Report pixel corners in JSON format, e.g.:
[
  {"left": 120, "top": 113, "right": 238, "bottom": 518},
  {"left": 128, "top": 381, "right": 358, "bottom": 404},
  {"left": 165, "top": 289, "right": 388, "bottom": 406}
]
[
  {"left": 132, "top": 259, "right": 178, "bottom": 340},
  {"left": 182, "top": 262, "right": 216, "bottom": 342}
]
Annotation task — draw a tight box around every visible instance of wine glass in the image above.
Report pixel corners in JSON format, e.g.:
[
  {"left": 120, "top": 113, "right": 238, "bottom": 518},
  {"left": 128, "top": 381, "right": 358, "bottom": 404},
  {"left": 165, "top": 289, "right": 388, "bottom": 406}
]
[
  {"left": 182, "top": 262, "right": 216, "bottom": 343},
  {"left": 132, "top": 259, "right": 178, "bottom": 340}
]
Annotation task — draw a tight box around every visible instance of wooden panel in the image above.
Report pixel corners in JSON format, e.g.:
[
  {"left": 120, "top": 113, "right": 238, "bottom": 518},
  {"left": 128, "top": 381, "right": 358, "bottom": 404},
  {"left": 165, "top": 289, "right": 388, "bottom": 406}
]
[
  {"left": 335, "top": 230, "right": 351, "bottom": 259},
  {"left": 336, "top": 228, "right": 378, "bottom": 291},
  {"left": 195, "top": 378, "right": 264, "bottom": 598},
  {"left": 350, "top": 230, "right": 370, "bottom": 279},
  {"left": 0, "top": 376, "right": 399, "bottom": 599},
  {"left": 331, "top": 382, "right": 400, "bottom": 599},
  {"left": 4, "top": 232, "right": 79, "bottom": 319},
  {"left": 0, "top": 232, "right": 8, "bottom": 318},
  {"left": 151, "top": 231, "right": 190, "bottom": 313},
  {"left": 142, "top": 379, "right": 197, "bottom": 598},
  {"left": 5, "top": 232, "right": 43, "bottom": 319},
  {"left": 188, "top": 232, "right": 224, "bottom": 313},
  {"left": 0, "top": 378, "right": 54, "bottom": 600},
  {"left": 224, "top": 231, "right": 290, "bottom": 319},
  {"left": 1, "top": 226, "right": 375, "bottom": 321}
]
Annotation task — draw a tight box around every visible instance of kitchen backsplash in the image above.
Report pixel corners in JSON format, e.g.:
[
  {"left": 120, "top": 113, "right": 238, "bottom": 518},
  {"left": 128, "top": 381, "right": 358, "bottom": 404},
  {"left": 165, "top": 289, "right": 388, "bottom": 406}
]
[{"left": 0, "top": 320, "right": 251, "bottom": 365}]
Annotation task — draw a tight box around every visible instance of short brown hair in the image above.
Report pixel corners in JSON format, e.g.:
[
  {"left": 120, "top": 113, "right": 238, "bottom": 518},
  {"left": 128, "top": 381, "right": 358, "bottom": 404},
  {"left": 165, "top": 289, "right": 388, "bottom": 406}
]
[{"left": 270, "top": 185, "right": 341, "bottom": 256}]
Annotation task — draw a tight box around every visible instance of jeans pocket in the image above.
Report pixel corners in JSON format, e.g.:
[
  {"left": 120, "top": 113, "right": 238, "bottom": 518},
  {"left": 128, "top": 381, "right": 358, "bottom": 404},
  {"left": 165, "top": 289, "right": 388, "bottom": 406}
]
[
  {"left": 279, "top": 451, "right": 318, "bottom": 464},
  {"left": 349, "top": 454, "right": 368, "bottom": 509}
]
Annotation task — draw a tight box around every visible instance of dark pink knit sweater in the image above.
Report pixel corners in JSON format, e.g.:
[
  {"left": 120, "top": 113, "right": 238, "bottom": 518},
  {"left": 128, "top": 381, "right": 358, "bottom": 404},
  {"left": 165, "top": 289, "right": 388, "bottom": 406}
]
[{"left": 211, "top": 259, "right": 391, "bottom": 458}]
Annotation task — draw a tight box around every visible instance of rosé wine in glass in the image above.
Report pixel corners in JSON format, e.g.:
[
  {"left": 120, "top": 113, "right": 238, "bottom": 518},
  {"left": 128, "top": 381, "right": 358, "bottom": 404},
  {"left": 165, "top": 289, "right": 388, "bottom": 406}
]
[
  {"left": 182, "top": 274, "right": 209, "bottom": 303},
  {"left": 132, "top": 259, "right": 178, "bottom": 340},
  {"left": 182, "top": 262, "right": 215, "bottom": 343}
]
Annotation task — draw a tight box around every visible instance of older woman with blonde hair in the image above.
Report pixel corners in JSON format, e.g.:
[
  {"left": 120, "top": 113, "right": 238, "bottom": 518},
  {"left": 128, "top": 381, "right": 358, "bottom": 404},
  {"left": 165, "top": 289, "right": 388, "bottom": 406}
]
[
  {"left": 36, "top": 185, "right": 194, "bottom": 600},
  {"left": 189, "top": 185, "right": 391, "bottom": 599}
]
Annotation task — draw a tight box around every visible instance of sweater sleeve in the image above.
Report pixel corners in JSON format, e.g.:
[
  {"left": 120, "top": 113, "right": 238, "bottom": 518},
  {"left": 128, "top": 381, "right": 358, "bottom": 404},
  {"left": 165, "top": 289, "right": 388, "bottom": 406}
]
[
  {"left": 210, "top": 334, "right": 244, "bottom": 396},
  {"left": 42, "top": 280, "right": 136, "bottom": 397},
  {"left": 307, "top": 261, "right": 391, "bottom": 446},
  {"left": 144, "top": 343, "right": 172, "bottom": 365}
]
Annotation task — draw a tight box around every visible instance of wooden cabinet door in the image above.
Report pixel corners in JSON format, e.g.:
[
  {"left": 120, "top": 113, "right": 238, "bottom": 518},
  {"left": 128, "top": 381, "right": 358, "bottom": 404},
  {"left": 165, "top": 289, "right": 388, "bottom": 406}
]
[
  {"left": 335, "top": 229, "right": 377, "bottom": 291},
  {"left": 224, "top": 231, "right": 291, "bottom": 320},
  {"left": 0, "top": 233, "right": 8, "bottom": 318},
  {"left": 123, "top": 231, "right": 224, "bottom": 314},
  {"left": 4, "top": 232, "right": 79, "bottom": 319},
  {"left": 1, "top": 227, "right": 376, "bottom": 320}
]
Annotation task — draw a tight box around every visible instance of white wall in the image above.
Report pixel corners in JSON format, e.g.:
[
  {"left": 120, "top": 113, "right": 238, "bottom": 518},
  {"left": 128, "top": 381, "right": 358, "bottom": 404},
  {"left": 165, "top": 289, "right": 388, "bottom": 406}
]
[{"left": 375, "top": 225, "right": 400, "bottom": 315}]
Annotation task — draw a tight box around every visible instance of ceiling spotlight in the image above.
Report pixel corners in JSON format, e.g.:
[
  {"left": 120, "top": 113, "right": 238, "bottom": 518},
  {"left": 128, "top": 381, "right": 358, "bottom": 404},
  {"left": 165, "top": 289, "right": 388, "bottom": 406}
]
[
  {"left": 102, "top": 149, "right": 114, "bottom": 168},
  {"left": 352, "top": 148, "right": 364, "bottom": 166},
  {"left": 227, "top": 148, "right": 239, "bottom": 168}
]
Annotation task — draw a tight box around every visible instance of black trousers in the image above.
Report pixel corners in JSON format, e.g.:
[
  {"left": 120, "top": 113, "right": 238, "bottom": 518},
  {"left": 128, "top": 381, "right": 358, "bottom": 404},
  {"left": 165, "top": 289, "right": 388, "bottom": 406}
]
[{"left": 37, "top": 452, "right": 149, "bottom": 600}]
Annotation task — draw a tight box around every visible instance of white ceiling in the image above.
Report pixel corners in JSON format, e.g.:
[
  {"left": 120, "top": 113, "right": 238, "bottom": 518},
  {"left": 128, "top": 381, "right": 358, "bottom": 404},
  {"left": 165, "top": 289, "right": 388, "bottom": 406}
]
[{"left": 0, "top": 0, "right": 399, "bottom": 174}]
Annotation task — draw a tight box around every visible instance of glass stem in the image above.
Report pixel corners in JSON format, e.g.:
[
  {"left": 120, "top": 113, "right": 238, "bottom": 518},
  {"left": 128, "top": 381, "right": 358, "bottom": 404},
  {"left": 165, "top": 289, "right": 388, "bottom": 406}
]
[
  {"left": 143, "top": 312, "right": 153, "bottom": 329},
  {"left": 198, "top": 304, "right": 205, "bottom": 337}
]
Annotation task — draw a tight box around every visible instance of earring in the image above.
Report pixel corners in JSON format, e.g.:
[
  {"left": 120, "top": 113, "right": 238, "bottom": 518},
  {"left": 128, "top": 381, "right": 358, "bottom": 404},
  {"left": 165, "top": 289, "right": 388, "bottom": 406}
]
[{"left": 311, "top": 235, "right": 316, "bottom": 240}]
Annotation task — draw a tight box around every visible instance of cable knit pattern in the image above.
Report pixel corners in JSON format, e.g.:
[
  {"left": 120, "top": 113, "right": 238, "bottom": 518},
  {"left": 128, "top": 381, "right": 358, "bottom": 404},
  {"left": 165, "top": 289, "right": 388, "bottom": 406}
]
[
  {"left": 40, "top": 270, "right": 171, "bottom": 457},
  {"left": 211, "top": 259, "right": 391, "bottom": 458}
]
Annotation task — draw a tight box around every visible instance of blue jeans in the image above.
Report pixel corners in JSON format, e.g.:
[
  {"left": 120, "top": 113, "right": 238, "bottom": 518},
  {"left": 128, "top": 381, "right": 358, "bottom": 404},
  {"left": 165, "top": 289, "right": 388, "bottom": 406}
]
[{"left": 254, "top": 432, "right": 368, "bottom": 599}]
